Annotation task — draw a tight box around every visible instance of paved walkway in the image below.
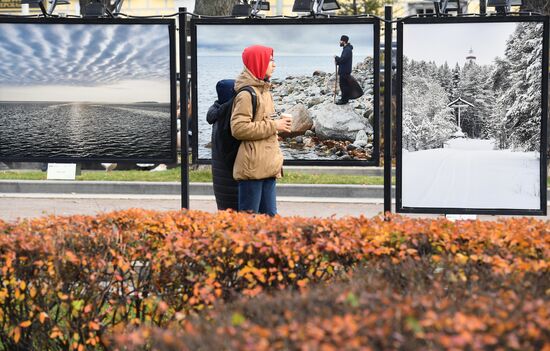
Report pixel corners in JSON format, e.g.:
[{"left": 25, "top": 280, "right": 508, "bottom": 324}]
[
  {"left": 1, "top": 194, "right": 544, "bottom": 222},
  {"left": 0, "top": 195, "right": 391, "bottom": 221}
]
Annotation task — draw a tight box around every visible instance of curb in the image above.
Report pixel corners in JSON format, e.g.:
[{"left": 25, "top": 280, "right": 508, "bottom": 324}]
[
  {"left": 0, "top": 180, "right": 394, "bottom": 198},
  {"left": 2, "top": 181, "right": 547, "bottom": 200}
]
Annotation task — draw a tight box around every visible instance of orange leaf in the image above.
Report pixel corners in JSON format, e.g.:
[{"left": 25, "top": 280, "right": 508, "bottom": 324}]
[
  {"left": 57, "top": 292, "right": 69, "bottom": 301},
  {"left": 39, "top": 312, "right": 49, "bottom": 324},
  {"left": 13, "top": 327, "right": 21, "bottom": 343}
]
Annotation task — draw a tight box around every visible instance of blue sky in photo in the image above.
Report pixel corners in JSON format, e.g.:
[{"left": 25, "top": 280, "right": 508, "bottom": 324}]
[
  {"left": 0, "top": 23, "right": 171, "bottom": 102},
  {"left": 196, "top": 24, "right": 374, "bottom": 57}
]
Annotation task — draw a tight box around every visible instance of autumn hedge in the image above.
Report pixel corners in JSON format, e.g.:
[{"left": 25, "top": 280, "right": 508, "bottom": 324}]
[
  {"left": 115, "top": 260, "right": 549, "bottom": 351},
  {"left": 0, "top": 209, "right": 547, "bottom": 350}
]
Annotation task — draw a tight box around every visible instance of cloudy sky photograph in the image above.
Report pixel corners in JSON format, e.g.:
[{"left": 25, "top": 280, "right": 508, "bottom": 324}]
[
  {"left": 403, "top": 22, "right": 517, "bottom": 66},
  {"left": 197, "top": 23, "right": 374, "bottom": 57},
  {"left": 0, "top": 23, "right": 171, "bottom": 103}
]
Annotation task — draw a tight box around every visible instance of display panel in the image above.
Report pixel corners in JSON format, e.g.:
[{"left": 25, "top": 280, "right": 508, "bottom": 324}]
[
  {"left": 0, "top": 18, "right": 177, "bottom": 162},
  {"left": 191, "top": 18, "right": 380, "bottom": 166},
  {"left": 396, "top": 17, "right": 548, "bottom": 215}
]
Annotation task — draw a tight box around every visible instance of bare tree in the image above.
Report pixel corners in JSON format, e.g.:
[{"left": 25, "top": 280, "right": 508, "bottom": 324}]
[
  {"left": 194, "top": 0, "right": 240, "bottom": 15},
  {"left": 338, "top": 0, "right": 386, "bottom": 16},
  {"left": 521, "top": 0, "right": 549, "bottom": 15}
]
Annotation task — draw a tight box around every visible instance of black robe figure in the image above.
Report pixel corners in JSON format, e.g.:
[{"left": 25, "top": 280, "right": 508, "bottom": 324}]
[{"left": 334, "top": 35, "right": 364, "bottom": 105}]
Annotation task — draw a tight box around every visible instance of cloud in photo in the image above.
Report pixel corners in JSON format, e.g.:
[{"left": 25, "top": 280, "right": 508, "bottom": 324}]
[
  {"left": 0, "top": 23, "right": 171, "bottom": 102},
  {"left": 197, "top": 24, "right": 374, "bottom": 57},
  {"left": 403, "top": 22, "right": 518, "bottom": 66}
]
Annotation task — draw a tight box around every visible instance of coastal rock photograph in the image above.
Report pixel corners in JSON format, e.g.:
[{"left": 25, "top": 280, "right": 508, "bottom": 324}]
[{"left": 193, "top": 21, "right": 377, "bottom": 163}]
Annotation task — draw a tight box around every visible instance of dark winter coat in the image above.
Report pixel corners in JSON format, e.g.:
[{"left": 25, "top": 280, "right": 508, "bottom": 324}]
[
  {"left": 207, "top": 100, "right": 238, "bottom": 211},
  {"left": 335, "top": 43, "right": 353, "bottom": 76}
]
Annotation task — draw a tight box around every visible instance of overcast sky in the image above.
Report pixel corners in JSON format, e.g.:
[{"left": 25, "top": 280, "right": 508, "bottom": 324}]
[
  {"left": 403, "top": 22, "right": 518, "bottom": 66},
  {"left": 0, "top": 23, "right": 171, "bottom": 103},
  {"left": 197, "top": 24, "right": 374, "bottom": 57}
]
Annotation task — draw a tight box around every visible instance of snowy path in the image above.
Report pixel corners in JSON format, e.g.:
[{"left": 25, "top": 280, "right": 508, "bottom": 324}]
[{"left": 402, "top": 138, "right": 541, "bottom": 209}]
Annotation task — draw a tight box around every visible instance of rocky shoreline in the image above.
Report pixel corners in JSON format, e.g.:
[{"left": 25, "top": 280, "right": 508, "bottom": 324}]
[{"left": 272, "top": 57, "right": 375, "bottom": 161}]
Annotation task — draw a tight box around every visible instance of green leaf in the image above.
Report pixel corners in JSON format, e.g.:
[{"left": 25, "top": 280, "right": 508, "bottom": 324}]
[
  {"left": 345, "top": 292, "right": 360, "bottom": 308},
  {"left": 71, "top": 299, "right": 84, "bottom": 312},
  {"left": 231, "top": 312, "right": 246, "bottom": 327},
  {"left": 405, "top": 316, "right": 423, "bottom": 334}
]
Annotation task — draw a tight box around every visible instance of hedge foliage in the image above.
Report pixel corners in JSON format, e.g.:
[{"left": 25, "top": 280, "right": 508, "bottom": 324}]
[
  {"left": 0, "top": 209, "right": 547, "bottom": 350},
  {"left": 115, "top": 260, "right": 549, "bottom": 351}
]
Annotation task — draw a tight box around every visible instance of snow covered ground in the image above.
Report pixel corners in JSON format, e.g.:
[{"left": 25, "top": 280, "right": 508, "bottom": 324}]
[{"left": 402, "top": 138, "right": 541, "bottom": 209}]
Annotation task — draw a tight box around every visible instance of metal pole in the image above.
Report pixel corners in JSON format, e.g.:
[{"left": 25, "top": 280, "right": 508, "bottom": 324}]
[
  {"left": 334, "top": 63, "right": 338, "bottom": 103},
  {"left": 276, "top": 0, "right": 282, "bottom": 15},
  {"left": 479, "top": 0, "right": 486, "bottom": 15},
  {"left": 252, "top": 0, "right": 260, "bottom": 15},
  {"left": 179, "top": 7, "right": 190, "bottom": 209},
  {"left": 384, "top": 5, "right": 392, "bottom": 215}
]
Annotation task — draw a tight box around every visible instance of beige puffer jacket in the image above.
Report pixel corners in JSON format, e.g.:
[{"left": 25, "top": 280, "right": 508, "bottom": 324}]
[{"left": 231, "top": 68, "right": 283, "bottom": 181}]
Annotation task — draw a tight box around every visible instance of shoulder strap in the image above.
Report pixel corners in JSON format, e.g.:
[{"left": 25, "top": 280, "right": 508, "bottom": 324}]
[{"left": 236, "top": 86, "right": 257, "bottom": 118}]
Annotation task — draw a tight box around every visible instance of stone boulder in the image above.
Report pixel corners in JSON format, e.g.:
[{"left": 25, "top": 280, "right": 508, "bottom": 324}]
[
  {"left": 311, "top": 101, "right": 373, "bottom": 141},
  {"left": 286, "top": 104, "right": 313, "bottom": 135},
  {"left": 353, "top": 130, "right": 369, "bottom": 147}
]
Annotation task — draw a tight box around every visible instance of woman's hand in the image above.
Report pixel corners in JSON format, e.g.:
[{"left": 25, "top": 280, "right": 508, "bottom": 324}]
[{"left": 275, "top": 116, "right": 292, "bottom": 133}]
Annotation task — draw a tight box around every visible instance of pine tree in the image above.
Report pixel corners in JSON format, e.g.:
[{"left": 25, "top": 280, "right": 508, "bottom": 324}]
[
  {"left": 499, "top": 22, "right": 544, "bottom": 152},
  {"left": 450, "top": 64, "right": 461, "bottom": 100},
  {"left": 457, "top": 61, "right": 495, "bottom": 139},
  {"left": 437, "top": 62, "right": 453, "bottom": 96},
  {"left": 403, "top": 72, "right": 457, "bottom": 151}
]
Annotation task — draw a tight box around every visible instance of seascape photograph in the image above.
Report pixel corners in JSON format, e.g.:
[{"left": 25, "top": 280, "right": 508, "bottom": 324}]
[
  {"left": 194, "top": 22, "right": 377, "bottom": 163},
  {"left": 0, "top": 22, "right": 174, "bottom": 161},
  {"left": 400, "top": 20, "right": 545, "bottom": 210}
]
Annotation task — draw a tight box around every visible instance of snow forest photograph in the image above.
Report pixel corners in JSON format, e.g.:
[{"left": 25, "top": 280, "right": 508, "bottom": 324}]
[
  {"left": 400, "top": 20, "right": 546, "bottom": 210},
  {"left": 193, "top": 21, "right": 376, "bottom": 164}
]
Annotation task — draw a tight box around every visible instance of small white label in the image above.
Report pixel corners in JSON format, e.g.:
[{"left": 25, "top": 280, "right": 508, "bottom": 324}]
[
  {"left": 445, "top": 214, "right": 478, "bottom": 222},
  {"left": 47, "top": 163, "right": 77, "bottom": 180}
]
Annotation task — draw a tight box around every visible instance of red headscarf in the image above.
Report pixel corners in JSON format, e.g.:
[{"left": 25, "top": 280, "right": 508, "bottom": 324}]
[{"left": 242, "top": 45, "right": 273, "bottom": 80}]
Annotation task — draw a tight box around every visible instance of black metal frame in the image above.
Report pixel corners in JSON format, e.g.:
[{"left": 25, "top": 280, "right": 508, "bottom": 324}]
[
  {"left": 179, "top": 8, "right": 189, "bottom": 209},
  {"left": 0, "top": 17, "right": 178, "bottom": 164},
  {"left": 189, "top": 16, "right": 380, "bottom": 167},
  {"left": 395, "top": 15, "right": 549, "bottom": 215},
  {"left": 383, "top": 6, "right": 392, "bottom": 214}
]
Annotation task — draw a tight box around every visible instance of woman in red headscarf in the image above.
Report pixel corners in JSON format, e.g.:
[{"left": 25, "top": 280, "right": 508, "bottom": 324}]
[{"left": 230, "top": 45, "right": 292, "bottom": 216}]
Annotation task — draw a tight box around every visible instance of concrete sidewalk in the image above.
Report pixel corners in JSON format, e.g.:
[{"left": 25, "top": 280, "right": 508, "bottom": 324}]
[
  {"left": 1, "top": 193, "right": 547, "bottom": 222},
  {"left": 0, "top": 194, "right": 391, "bottom": 221}
]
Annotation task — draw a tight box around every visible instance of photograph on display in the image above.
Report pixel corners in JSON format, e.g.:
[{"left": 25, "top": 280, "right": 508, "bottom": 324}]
[
  {"left": 0, "top": 21, "right": 175, "bottom": 161},
  {"left": 399, "top": 19, "right": 546, "bottom": 211},
  {"left": 193, "top": 20, "right": 378, "bottom": 165}
]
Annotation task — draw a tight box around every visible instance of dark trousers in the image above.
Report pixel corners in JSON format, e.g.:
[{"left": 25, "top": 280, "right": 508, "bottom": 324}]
[{"left": 238, "top": 178, "right": 277, "bottom": 216}]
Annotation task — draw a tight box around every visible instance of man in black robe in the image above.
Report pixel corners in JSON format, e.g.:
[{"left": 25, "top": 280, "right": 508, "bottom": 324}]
[{"left": 334, "top": 35, "right": 363, "bottom": 105}]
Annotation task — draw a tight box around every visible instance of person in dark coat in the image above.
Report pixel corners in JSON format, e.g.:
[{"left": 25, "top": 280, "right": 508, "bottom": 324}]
[
  {"left": 207, "top": 79, "right": 239, "bottom": 211},
  {"left": 334, "top": 35, "right": 363, "bottom": 105}
]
